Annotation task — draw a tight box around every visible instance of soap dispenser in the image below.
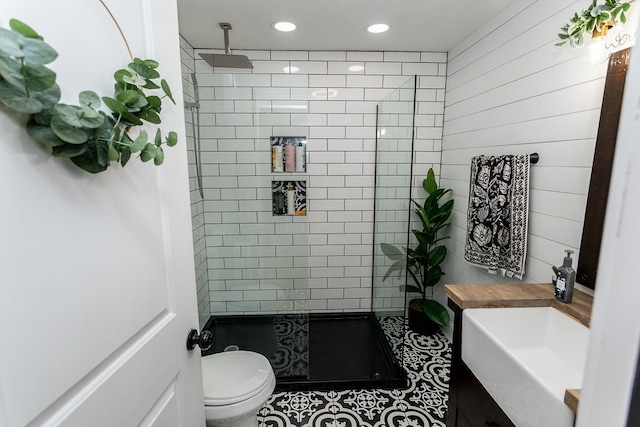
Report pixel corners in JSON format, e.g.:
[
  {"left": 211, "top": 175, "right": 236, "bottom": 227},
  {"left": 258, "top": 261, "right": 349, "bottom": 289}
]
[{"left": 555, "top": 249, "right": 576, "bottom": 303}]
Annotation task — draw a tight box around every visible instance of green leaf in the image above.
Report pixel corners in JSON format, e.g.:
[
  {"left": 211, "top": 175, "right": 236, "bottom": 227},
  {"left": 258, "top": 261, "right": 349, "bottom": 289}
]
[
  {"left": 114, "top": 69, "right": 132, "bottom": 86},
  {"left": 102, "top": 96, "right": 128, "bottom": 114},
  {"left": 140, "top": 109, "right": 161, "bottom": 124},
  {"left": 154, "top": 128, "right": 162, "bottom": 146},
  {"left": 33, "top": 83, "right": 60, "bottom": 110},
  {"left": 117, "top": 89, "right": 141, "bottom": 105},
  {"left": 120, "top": 146, "right": 132, "bottom": 166},
  {"left": 166, "top": 131, "right": 178, "bottom": 147},
  {"left": 147, "top": 95, "right": 161, "bottom": 110},
  {"left": 0, "top": 28, "right": 26, "bottom": 57},
  {"left": 79, "top": 91, "right": 101, "bottom": 109},
  {"left": 140, "top": 143, "right": 157, "bottom": 162},
  {"left": 26, "top": 119, "right": 66, "bottom": 147},
  {"left": 380, "top": 243, "right": 405, "bottom": 260},
  {"left": 119, "top": 110, "right": 143, "bottom": 126},
  {"left": 425, "top": 265, "right": 445, "bottom": 287},
  {"left": 50, "top": 115, "right": 88, "bottom": 144},
  {"left": 9, "top": 19, "right": 42, "bottom": 40},
  {"left": 79, "top": 114, "right": 104, "bottom": 129},
  {"left": 23, "top": 63, "right": 56, "bottom": 91},
  {"left": 144, "top": 59, "right": 159, "bottom": 69},
  {"left": 129, "top": 130, "right": 148, "bottom": 153},
  {"left": 0, "top": 55, "right": 25, "bottom": 88},
  {"left": 54, "top": 104, "right": 83, "bottom": 127},
  {"left": 154, "top": 146, "right": 165, "bottom": 165},
  {"left": 19, "top": 37, "right": 58, "bottom": 65},
  {"left": 143, "top": 79, "right": 161, "bottom": 90},
  {"left": 70, "top": 139, "right": 108, "bottom": 173},
  {"left": 52, "top": 143, "right": 88, "bottom": 158},
  {"left": 422, "top": 300, "right": 450, "bottom": 326},
  {"left": 427, "top": 245, "right": 447, "bottom": 267},
  {"left": 129, "top": 61, "right": 151, "bottom": 78},
  {"left": 95, "top": 139, "right": 110, "bottom": 167},
  {"left": 123, "top": 73, "right": 146, "bottom": 86},
  {"left": 161, "top": 79, "right": 175, "bottom": 104},
  {"left": 0, "top": 80, "right": 43, "bottom": 113},
  {"left": 423, "top": 168, "right": 437, "bottom": 194},
  {"left": 108, "top": 145, "right": 120, "bottom": 162},
  {"left": 33, "top": 109, "right": 54, "bottom": 125}
]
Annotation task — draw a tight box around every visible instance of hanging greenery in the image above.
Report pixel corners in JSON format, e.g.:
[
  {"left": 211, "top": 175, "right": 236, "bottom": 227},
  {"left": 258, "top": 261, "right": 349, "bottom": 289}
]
[
  {"left": 0, "top": 19, "right": 177, "bottom": 173},
  {"left": 556, "top": 0, "right": 637, "bottom": 47}
]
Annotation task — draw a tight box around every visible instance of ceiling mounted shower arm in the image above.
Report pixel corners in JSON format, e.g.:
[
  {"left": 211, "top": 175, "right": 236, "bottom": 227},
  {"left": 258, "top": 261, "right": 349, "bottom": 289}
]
[{"left": 220, "top": 23, "right": 232, "bottom": 55}]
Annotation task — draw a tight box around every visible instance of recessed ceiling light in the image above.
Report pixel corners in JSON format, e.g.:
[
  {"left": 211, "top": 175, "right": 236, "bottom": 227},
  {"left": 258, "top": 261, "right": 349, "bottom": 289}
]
[
  {"left": 273, "top": 21, "right": 296, "bottom": 32},
  {"left": 366, "top": 23, "right": 389, "bottom": 34}
]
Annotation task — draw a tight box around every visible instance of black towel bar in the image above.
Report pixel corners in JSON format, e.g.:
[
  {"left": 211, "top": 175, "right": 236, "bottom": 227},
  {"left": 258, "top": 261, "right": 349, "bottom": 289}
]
[{"left": 530, "top": 153, "right": 539, "bottom": 164}]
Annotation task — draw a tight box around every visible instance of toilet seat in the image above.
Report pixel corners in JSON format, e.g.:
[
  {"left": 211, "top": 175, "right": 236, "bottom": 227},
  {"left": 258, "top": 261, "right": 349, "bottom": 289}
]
[{"left": 202, "top": 351, "right": 274, "bottom": 406}]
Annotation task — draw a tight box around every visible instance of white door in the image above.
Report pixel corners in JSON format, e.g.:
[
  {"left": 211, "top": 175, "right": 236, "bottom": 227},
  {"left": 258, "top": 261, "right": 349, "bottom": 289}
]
[{"left": 0, "top": 1, "right": 205, "bottom": 426}]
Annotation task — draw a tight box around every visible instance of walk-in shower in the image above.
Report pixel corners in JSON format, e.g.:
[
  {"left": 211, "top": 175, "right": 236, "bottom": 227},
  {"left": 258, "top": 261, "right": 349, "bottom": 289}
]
[{"left": 182, "top": 70, "right": 417, "bottom": 390}]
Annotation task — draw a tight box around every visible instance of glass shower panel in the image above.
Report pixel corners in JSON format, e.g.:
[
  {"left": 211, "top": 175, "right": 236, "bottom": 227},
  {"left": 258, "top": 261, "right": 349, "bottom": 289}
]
[
  {"left": 183, "top": 72, "right": 310, "bottom": 381},
  {"left": 372, "top": 76, "right": 416, "bottom": 364}
]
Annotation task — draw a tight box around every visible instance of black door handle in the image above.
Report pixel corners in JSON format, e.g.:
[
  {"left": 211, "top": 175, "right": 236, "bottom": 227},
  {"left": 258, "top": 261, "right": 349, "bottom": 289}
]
[{"left": 186, "top": 328, "right": 213, "bottom": 351}]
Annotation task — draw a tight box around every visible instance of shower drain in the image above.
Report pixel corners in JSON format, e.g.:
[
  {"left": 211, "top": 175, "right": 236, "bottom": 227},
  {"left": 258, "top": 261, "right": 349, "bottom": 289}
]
[{"left": 224, "top": 345, "right": 240, "bottom": 352}]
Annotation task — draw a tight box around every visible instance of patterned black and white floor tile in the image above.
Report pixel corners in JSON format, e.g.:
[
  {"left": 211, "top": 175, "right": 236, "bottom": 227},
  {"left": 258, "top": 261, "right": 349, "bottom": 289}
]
[{"left": 259, "top": 318, "right": 451, "bottom": 427}]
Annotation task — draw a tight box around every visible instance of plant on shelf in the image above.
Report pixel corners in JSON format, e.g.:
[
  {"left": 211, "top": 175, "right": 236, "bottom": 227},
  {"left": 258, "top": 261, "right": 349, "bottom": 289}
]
[
  {"left": 556, "top": 0, "right": 637, "bottom": 47},
  {"left": 0, "top": 19, "right": 177, "bottom": 173},
  {"left": 381, "top": 168, "right": 454, "bottom": 335}
]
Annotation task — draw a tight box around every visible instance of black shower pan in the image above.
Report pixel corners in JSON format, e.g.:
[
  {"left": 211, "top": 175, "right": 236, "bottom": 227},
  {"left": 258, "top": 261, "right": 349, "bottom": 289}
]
[{"left": 203, "top": 312, "right": 408, "bottom": 391}]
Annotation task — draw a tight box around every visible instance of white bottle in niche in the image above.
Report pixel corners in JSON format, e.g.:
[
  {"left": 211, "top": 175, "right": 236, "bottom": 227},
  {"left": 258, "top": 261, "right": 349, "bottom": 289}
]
[
  {"left": 296, "top": 142, "right": 306, "bottom": 172},
  {"left": 273, "top": 138, "right": 283, "bottom": 172},
  {"left": 287, "top": 184, "right": 295, "bottom": 215}
]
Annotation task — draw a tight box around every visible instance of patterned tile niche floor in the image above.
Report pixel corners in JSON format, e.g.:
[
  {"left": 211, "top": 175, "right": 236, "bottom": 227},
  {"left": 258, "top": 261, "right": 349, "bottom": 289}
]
[{"left": 257, "top": 321, "right": 452, "bottom": 427}]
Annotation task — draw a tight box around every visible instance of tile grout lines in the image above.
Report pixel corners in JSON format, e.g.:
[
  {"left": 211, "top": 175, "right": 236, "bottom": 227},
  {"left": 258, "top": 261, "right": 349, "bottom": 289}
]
[{"left": 259, "top": 317, "right": 451, "bottom": 427}]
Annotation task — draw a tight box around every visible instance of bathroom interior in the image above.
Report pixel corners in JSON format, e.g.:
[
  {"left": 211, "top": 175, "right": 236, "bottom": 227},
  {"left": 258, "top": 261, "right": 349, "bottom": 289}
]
[
  {"left": 2, "top": 0, "right": 639, "bottom": 426},
  {"left": 177, "top": 0, "right": 640, "bottom": 425}
]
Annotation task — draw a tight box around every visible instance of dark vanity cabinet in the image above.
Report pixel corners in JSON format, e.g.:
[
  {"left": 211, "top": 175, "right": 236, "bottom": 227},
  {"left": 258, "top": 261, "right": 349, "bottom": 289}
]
[{"left": 446, "top": 301, "right": 515, "bottom": 427}]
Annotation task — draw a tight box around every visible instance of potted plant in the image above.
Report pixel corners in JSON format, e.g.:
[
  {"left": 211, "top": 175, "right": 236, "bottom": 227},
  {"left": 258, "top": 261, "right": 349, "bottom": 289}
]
[
  {"left": 381, "top": 168, "right": 454, "bottom": 335},
  {"left": 556, "top": 0, "right": 636, "bottom": 47}
]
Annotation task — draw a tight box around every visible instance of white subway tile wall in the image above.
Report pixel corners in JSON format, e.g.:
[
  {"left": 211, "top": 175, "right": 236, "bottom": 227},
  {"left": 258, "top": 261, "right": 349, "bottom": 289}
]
[
  {"left": 180, "top": 36, "right": 210, "bottom": 328},
  {"left": 181, "top": 43, "right": 445, "bottom": 316}
]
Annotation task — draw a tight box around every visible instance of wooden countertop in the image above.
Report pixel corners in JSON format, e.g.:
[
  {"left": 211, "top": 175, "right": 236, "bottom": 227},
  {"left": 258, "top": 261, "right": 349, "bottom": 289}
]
[
  {"left": 444, "top": 283, "right": 593, "bottom": 327},
  {"left": 444, "top": 282, "right": 593, "bottom": 415}
]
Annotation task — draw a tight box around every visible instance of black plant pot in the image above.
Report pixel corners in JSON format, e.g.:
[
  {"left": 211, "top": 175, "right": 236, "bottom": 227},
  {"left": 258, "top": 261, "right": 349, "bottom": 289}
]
[{"left": 408, "top": 299, "right": 440, "bottom": 336}]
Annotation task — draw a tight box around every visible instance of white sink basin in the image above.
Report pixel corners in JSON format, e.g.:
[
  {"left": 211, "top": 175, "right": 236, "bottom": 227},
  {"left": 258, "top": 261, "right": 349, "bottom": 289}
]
[{"left": 462, "top": 307, "right": 590, "bottom": 427}]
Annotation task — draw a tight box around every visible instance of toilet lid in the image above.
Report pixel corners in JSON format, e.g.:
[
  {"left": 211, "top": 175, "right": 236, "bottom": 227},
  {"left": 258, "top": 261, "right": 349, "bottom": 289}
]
[{"left": 201, "top": 351, "right": 274, "bottom": 406}]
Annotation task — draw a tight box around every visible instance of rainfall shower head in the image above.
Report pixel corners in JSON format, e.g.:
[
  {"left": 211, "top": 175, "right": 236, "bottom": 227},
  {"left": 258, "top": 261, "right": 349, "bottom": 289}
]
[{"left": 200, "top": 23, "right": 253, "bottom": 69}]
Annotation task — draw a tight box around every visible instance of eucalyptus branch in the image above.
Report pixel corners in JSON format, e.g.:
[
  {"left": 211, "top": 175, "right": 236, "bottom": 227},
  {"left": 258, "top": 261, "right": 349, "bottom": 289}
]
[{"left": 0, "top": 19, "right": 178, "bottom": 173}]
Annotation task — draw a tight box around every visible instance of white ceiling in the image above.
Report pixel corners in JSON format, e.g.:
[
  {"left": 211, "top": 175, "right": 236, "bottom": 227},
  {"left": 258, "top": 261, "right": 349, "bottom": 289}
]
[{"left": 177, "top": 0, "right": 515, "bottom": 53}]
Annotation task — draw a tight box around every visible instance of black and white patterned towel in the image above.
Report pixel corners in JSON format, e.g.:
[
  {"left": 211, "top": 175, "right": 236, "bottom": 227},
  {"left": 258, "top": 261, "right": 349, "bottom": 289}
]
[{"left": 464, "top": 154, "right": 530, "bottom": 279}]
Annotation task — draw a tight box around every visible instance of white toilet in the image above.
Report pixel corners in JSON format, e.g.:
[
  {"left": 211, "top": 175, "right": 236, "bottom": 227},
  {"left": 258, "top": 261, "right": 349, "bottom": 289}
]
[{"left": 201, "top": 350, "right": 276, "bottom": 427}]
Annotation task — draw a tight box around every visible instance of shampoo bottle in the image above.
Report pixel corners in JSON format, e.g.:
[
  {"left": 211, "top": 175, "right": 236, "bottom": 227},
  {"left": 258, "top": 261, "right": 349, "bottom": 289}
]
[
  {"left": 285, "top": 140, "right": 296, "bottom": 172},
  {"left": 296, "top": 142, "right": 306, "bottom": 172},
  {"left": 555, "top": 249, "right": 575, "bottom": 303},
  {"left": 273, "top": 139, "right": 283, "bottom": 172},
  {"left": 287, "top": 184, "right": 295, "bottom": 215}
]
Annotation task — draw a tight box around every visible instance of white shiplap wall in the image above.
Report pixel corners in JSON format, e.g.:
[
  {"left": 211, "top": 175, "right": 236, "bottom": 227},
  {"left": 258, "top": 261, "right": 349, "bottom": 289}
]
[
  {"left": 440, "top": 0, "right": 607, "bottom": 312},
  {"left": 180, "top": 36, "right": 210, "bottom": 327},
  {"left": 184, "top": 47, "right": 445, "bottom": 315}
]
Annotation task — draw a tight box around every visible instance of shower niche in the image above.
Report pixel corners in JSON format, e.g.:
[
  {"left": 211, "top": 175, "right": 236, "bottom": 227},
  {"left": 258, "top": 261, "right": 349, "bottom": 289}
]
[
  {"left": 272, "top": 180, "right": 306, "bottom": 216},
  {"left": 271, "top": 136, "right": 306, "bottom": 173}
]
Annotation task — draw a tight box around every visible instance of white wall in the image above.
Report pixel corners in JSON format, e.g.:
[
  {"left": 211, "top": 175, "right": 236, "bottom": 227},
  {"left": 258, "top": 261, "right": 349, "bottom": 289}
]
[
  {"left": 440, "top": 0, "right": 611, "bottom": 305},
  {"left": 183, "top": 47, "right": 446, "bottom": 315}
]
